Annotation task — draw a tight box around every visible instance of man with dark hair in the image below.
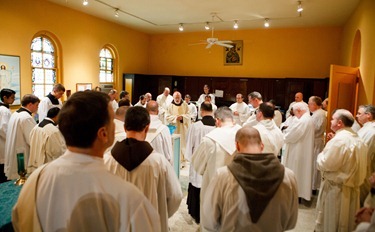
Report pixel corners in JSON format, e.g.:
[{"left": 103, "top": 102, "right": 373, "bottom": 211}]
[
  {"left": 230, "top": 93, "right": 250, "bottom": 125},
  {"left": 185, "top": 94, "right": 197, "bottom": 122},
  {"left": 145, "top": 100, "right": 172, "bottom": 162},
  {"left": 315, "top": 109, "right": 367, "bottom": 231},
  {"left": 202, "top": 127, "right": 298, "bottom": 231},
  {"left": 13, "top": 91, "right": 160, "bottom": 231},
  {"left": 38, "top": 83, "right": 65, "bottom": 122},
  {"left": 4, "top": 94, "right": 40, "bottom": 180},
  {"left": 0, "top": 88, "right": 15, "bottom": 182},
  {"left": 244, "top": 91, "right": 263, "bottom": 127},
  {"left": 104, "top": 106, "right": 182, "bottom": 232},
  {"left": 192, "top": 106, "right": 241, "bottom": 226},
  {"left": 185, "top": 102, "right": 216, "bottom": 223},
  {"left": 308, "top": 96, "right": 327, "bottom": 193},
  {"left": 198, "top": 95, "right": 217, "bottom": 120},
  {"left": 356, "top": 105, "right": 375, "bottom": 204},
  {"left": 251, "top": 102, "right": 284, "bottom": 156},
  {"left": 28, "top": 107, "right": 66, "bottom": 173},
  {"left": 134, "top": 95, "right": 146, "bottom": 107}
]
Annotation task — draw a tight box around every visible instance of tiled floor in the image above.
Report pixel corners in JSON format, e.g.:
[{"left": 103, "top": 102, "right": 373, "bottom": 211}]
[{"left": 169, "top": 164, "right": 317, "bottom": 231}]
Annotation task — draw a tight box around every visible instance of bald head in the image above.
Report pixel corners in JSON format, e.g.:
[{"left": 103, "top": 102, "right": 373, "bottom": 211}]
[
  {"left": 235, "top": 127, "right": 263, "bottom": 153},
  {"left": 163, "top": 87, "right": 170, "bottom": 96},
  {"left": 115, "top": 106, "right": 130, "bottom": 122},
  {"left": 295, "top": 92, "right": 303, "bottom": 102},
  {"left": 146, "top": 100, "right": 159, "bottom": 115}
]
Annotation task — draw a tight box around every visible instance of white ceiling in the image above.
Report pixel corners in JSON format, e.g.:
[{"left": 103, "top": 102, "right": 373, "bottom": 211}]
[{"left": 48, "top": 0, "right": 360, "bottom": 34}]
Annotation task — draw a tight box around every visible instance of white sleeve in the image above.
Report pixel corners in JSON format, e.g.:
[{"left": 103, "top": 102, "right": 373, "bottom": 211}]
[
  {"left": 164, "top": 159, "right": 183, "bottom": 217},
  {"left": 37, "top": 98, "right": 50, "bottom": 122},
  {"left": 202, "top": 170, "right": 222, "bottom": 231}
]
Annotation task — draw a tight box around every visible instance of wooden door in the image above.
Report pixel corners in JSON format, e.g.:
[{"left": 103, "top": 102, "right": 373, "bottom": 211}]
[{"left": 326, "top": 65, "right": 359, "bottom": 135}]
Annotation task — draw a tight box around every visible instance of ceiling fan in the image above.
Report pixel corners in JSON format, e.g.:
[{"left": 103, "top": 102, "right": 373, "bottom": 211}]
[{"left": 192, "top": 13, "right": 234, "bottom": 49}]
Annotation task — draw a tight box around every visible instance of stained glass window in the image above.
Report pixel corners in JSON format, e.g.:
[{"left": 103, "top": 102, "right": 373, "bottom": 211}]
[
  {"left": 99, "top": 48, "right": 114, "bottom": 83},
  {"left": 31, "top": 36, "right": 57, "bottom": 99}
]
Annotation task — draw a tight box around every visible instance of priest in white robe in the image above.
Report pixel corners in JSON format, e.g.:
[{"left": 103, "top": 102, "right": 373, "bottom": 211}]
[
  {"left": 356, "top": 105, "right": 375, "bottom": 204},
  {"left": 146, "top": 100, "right": 173, "bottom": 162},
  {"left": 202, "top": 127, "right": 298, "bottom": 231},
  {"left": 308, "top": 96, "right": 327, "bottom": 192},
  {"left": 196, "top": 84, "right": 215, "bottom": 106},
  {"left": 134, "top": 95, "right": 147, "bottom": 107},
  {"left": 185, "top": 102, "right": 216, "bottom": 224},
  {"left": 12, "top": 91, "right": 160, "bottom": 232},
  {"left": 185, "top": 94, "right": 197, "bottom": 122},
  {"left": 108, "top": 89, "right": 119, "bottom": 113},
  {"left": 197, "top": 95, "right": 217, "bottom": 120},
  {"left": 105, "top": 106, "right": 129, "bottom": 154},
  {"left": 229, "top": 93, "right": 250, "bottom": 125},
  {"left": 104, "top": 106, "right": 182, "bottom": 232},
  {"left": 282, "top": 102, "right": 314, "bottom": 201},
  {"left": 156, "top": 87, "right": 173, "bottom": 124},
  {"left": 251, "top": 102, "right": 284, "bottom": 156},
  {"left": 285, "top": 92, "right": 308, "bottom": 119},
  {"left": 315, "top": 109, "right": 367, "bottom": 232},
  {"left": 28, "top": 107, "right": 66, "bottom": 174},
  {"left": 243, "top": 91, "right": 263, "bottom": 127},
  {"left": 0, "top": 88, "right": 15, "bottom": 183},
  {"left": 37, "top": 83, "right": 65, "bottom": 122},
  {"left": 4, "top": 94, "right": 39, "bottom": 180},
  {"left": 192, "top": 106, "right": 241, "bottom": 218},
  {"left": 166, "top": 91, "right": 191, "bottom": 164}
]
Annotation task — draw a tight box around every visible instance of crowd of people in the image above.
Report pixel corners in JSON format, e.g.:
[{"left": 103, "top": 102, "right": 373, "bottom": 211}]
[{"left": 0, "top": 83, "right": 374, "bottom": 231}]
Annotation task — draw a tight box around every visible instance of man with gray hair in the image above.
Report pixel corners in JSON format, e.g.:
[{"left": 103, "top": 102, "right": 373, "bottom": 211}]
[
  {"left": 166, "top": 91, "right": 191, "bottom": 165},
  {"left": 315, "top": 109, "right": 367, "bottom": 232},
  {"left": 282, "top": 102, "right": 314, "bottom": 202},
  {"left": 356, "top": 105, "right": 375, "bottom": 204},
  {"left": 243, "top": 91, "right": 263, "bottom": 127},
  {"left": 156, "top": 87, "right": 173, "bottom": 124},
  {"left": 192, "top": 106, "right": 241, "bottom": 224}
]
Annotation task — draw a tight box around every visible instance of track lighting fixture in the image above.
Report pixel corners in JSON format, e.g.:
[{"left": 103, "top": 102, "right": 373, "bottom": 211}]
[
  {"left": 205, "top": 22, "right": 210, "bottom": 30},
  {"left": 115, "top": 9, "right": 119, "bottom": 17},
  {"left": 179, "top": 23, "right": 184, "bottom": 31},
  {"left": 233, "top": 20, "right": 239, "bottom": 29},
  {"left": 83, "top": 0, "right": 88, "bottom": 6},
  {"left": 297, "top": 1, "right": 303, "bottom": 13},
  {"left": 264, "top": 18, "right": 270, "bottom": 28}
]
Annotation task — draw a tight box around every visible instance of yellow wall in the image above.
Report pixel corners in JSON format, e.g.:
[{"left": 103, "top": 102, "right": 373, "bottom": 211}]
[
  {"left": 149, "top": 27, "right": 342, "bottom": 78},
  {"left": 341, "top": 0, "right": 375, "bottom": 105},
  {"left": 0, "top": 0, "right": 150, "bottom": 97}
]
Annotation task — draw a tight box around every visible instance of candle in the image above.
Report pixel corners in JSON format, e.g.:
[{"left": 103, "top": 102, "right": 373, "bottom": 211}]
[{"left": 17, "top": 153, "right": 25, "bottom": 174}]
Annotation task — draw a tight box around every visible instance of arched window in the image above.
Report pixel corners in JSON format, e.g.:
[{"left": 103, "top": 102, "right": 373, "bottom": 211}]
[
  {"left": 31, "top": 36, "right": 58, "bottom": 99},
  {"left": 99, "top": 48, "right": 114, "bottom": 83}
]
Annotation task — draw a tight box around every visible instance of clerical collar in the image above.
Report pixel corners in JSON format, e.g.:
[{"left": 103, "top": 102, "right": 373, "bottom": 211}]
[
  {"left": 16, "top": 107, "right": 32, "bottom": 115},
  {"left": 39, "top": 118, "right": 56, "bottom": 128},
  {"left": 47, "top": 93, "right": 59, "bottom": 105},
  {"left": 171, "top": 100, "right": 183, "bottom": 106},
  {"left": 0, "top": 102, "right": 9, "bottom": 109}
]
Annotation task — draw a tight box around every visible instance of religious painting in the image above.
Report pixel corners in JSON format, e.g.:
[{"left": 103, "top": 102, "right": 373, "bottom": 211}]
[
  {"left": 223, "top": 40, "right": 243, "bottom": 65},
  {"left": 0, "top": 54, "right": 21, "bottom": 105},
  {"left": 76, "top": 83, "right": 92, "bottom": 91}
]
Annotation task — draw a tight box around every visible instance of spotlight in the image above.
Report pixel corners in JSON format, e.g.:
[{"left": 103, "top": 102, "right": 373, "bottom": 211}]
[
  {"left": 297, "top": 1, "right": 303, "bottom": 12},
  {"left": 264, "top": 18, "right": 270, "bottom": 28},
  {"left": 179, "top": 23, "right": 184, "bottom": 31},
  {"left": 205, "top": 22, "right": 210, "bottom": 30},
  {"left": 233, "top": 20, "right": 239, "bottom": 29},
  {"left": 83, "top": 0, "right": 88, "bottom": 6}
]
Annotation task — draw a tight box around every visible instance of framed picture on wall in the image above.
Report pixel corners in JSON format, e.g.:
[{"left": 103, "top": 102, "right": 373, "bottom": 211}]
[
  {"left": 223, "top": 40, "right": 243, "bottom": 65},
  {"left": 0, "top": 54, "right": 21, "bottom": 105},
  {"left": 76, "top": 83, "right": 92, "bottom": 91}
]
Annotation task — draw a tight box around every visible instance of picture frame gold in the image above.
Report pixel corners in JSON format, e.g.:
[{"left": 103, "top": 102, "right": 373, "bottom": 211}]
[
  {"left": 76, "top": 83, "right": 92, "bottom": 91},
  {"left": 224, "top": 40, "right": 243, "bottom": 65}
]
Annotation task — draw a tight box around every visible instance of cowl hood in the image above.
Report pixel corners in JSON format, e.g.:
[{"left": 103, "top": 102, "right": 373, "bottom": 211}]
[
  {"left": 228, "top": 153, "right": 284, "bottom": 223},
  {"left": 111, "top": 138, "right": 153, "bottom": 171}
]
